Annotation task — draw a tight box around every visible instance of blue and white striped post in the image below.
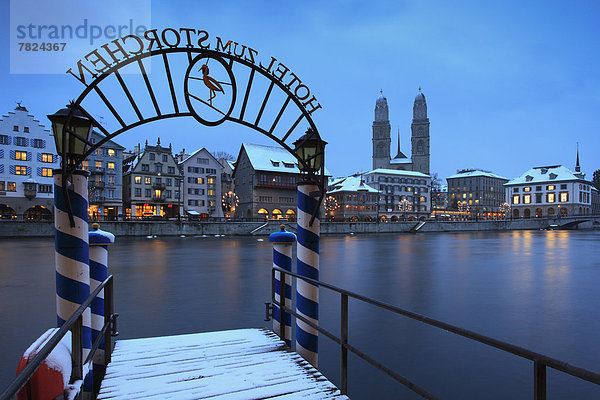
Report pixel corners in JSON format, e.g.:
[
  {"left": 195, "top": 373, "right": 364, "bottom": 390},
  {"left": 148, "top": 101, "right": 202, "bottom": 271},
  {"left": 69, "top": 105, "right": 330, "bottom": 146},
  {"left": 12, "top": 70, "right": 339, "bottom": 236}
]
[
  {"left": 89, "top": 223, "right": 115, "bottom": 393},
  {"left": 296, "top": 183, "right": 320, "bottom": 367},
  {"left": 54, "top": 170, "right": 92, "bottom": 397},
  {"left": 269, "top": 225, "right": 296, "bottom": 346}
]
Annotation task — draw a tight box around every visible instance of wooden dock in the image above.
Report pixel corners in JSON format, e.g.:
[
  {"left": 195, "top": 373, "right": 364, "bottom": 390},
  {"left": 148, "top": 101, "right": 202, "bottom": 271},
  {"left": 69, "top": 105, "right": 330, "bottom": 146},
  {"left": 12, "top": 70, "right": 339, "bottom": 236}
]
[{"left": 98, "top": 328, "right": 349, "bottom": 399}]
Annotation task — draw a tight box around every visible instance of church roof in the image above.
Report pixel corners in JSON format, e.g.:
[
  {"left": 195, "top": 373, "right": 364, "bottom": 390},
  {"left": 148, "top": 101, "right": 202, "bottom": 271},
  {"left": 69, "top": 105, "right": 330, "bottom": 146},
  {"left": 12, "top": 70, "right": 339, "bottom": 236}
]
[
  {"left": 414, "top": 89, "right": 426, "bottom": 102},
  {"left": 446, "top": 170, "right": 508, "bottom": 180},
  {"left": 367, "top": 168, "right": 430, "bottom": 178}
]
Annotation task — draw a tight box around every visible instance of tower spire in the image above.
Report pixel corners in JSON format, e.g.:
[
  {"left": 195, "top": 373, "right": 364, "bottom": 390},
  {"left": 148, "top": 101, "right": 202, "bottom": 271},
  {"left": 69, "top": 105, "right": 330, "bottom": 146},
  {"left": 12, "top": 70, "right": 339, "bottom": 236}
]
[
  {"left": 575, "top": 142, "right": 581, "bottom": 173},
  {"left": 397, "top": 127, "right": 401, "bottom": 155}
]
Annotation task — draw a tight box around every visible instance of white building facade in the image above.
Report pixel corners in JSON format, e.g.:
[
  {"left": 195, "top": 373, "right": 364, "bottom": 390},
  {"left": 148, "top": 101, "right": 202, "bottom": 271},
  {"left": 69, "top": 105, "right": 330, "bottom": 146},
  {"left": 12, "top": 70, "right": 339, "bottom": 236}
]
[
  {"left": 179, "top": 148, "right": 224, "bottom": 219},
  {"left": 365, "top": 168, "right": 431, "bottom": 221},
  {"left": 0, "top": 104, "right": 59, "bottom": 219},
  {"left": 504, "top": 165, "right": 595, "bottom": 218}
]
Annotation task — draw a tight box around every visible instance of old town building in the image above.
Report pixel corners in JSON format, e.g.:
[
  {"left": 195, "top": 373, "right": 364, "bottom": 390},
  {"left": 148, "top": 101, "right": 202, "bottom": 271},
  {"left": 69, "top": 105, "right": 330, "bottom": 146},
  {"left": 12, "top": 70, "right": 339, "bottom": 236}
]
[
  {"left": 0, "top": 104, "right": 59, "bottom": 219},
  {"left": 326, "top": 175, "right": 380, "bottom": 221},
  {"left": 364, "top": 168, "right": 431, "bottom": 221},
  {"left": 446, "top": 169, "right": 508, "bottom": 219},
  {"left": 233, "top": 143, "right": 303, "bottom": 221},
  {"left": 84, "top": 131, "right": 125, "bottom": 220},
  {"left": 178, "top": 148, "right": 224, "bottom": 219},
  {"left": 123, "top": 139, "right": 182, "bottom": 219}
]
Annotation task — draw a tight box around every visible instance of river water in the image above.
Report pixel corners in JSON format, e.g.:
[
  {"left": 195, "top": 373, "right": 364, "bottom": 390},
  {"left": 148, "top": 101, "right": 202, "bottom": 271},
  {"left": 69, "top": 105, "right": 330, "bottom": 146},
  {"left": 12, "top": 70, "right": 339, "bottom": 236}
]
[{"left": 1, "top": 230, "right": 599, "bottom": 399}]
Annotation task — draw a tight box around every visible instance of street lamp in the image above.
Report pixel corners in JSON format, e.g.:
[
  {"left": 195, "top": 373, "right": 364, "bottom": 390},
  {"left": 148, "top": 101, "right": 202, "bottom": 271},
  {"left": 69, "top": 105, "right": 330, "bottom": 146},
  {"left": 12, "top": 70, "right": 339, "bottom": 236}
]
[
  {"left": 48, "top": 106, "right": 94, "bottom": 166},
  {"left": 293, "top": 127, "right": 327, "bottom": 175}
]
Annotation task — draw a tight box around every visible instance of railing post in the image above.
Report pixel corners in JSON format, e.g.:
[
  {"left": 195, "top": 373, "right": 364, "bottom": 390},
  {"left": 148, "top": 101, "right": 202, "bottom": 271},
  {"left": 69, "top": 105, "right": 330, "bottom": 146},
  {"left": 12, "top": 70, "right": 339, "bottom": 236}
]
[
  {"left": 534, "top": 361, "right": 546, "bottom": 400},
  {"left": 89, "top": 223, "right": 115, "bottom": 393},
  {"left": 268, "top": 225, "right": 296, "bottom": 346},
  {"left": 71, "top": 315, "right": 83, "bottom": 383},
  {"left": 54, "top": 170, "right": 93, "bottom": 398},
  {"left": 104, "top": 277, "right": 115, "bottom": 367},
  {"left": 296, "top": 183, "right": 320, "bottom": 367},
  {"left": 341, "top": 293, "right": 348, "bottom": 395}
]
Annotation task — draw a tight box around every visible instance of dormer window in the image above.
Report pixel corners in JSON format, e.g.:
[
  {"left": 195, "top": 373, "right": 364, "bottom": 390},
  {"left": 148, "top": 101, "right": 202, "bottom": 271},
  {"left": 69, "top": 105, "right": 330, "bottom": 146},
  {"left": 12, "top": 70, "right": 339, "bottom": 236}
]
[
  {"left": 23, "top": 127, "right": 29, "bottom": 133},
  {"left": 271, "top": 161, "right": 280, "bottom": 167},
  {"left": 283, "top": 162, "right": 294, "bottom": 168},
  {"left": 525, "top": 175, "right": 533, "bottom": 182},
  {"left": 540, "top": 168, "right": 548, "bottom": 174},
  {"left": 549, "top": 173, "right": 557, "bottom": 180},
  {"left": 13, "top": 126, "right": 18, "bottom": 132}
]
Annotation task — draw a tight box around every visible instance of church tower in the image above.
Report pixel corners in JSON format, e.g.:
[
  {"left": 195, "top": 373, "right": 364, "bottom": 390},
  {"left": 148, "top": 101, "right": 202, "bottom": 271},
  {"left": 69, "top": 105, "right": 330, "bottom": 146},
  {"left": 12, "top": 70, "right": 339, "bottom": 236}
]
[
  {"left": 411, "top": 88, "right": 430, "bottom": 175},
  {"left": 372, "top": 93, "right": 391, "bottom": 170}
]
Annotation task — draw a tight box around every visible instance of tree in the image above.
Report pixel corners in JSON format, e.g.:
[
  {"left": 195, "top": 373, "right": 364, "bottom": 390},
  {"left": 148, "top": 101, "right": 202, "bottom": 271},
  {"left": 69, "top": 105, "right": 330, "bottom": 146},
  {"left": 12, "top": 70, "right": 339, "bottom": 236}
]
[
  {"left": 593, "top": 169, "right": 600, "bottom": 191},
  {"left": 430, "top": 172, "right": 441, "bottom": 191},
  {"left": 212, "top": 150, "right": 235, "bottom": 161}
]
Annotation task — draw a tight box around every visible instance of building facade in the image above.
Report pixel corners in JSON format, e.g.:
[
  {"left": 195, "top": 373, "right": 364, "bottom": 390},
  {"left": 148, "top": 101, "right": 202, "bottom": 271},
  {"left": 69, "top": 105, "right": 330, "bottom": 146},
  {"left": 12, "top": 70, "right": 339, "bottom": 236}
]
[
  {"left": 0, "top": 104, "right": 59, "bottom": 219},
  {"left": 179, "top": 148, "right": 224, "bottom": 219},
  {"left": 83, "top": 131, "right": 125, "bottom": 220},
  {"left": 326, "top": 175, "right": 380, "bottom": 221},
  {"left": 364, "top": 168, "right": 431, "bottom": 221},
  {"left": 372, "top": 89, "right": 430, "bottom": 175},
  {"left": 123, "top": 139, "right": 182, "bottom": 219},
  {"left": 505, "top": 165, "right": 595, "bottom": 218},
  {"left": 446, "top": 169, "right": 509, "bottom": 219},
  {"left": 233, "top": 143, "right": 302, "bottom": 221}
]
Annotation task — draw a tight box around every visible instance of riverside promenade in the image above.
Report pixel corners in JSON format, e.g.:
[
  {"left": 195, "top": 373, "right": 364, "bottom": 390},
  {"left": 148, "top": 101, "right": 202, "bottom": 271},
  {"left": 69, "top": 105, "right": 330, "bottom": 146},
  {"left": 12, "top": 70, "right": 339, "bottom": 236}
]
[{"left": 1, "top": 216, "right": 599, "bottom": 238}]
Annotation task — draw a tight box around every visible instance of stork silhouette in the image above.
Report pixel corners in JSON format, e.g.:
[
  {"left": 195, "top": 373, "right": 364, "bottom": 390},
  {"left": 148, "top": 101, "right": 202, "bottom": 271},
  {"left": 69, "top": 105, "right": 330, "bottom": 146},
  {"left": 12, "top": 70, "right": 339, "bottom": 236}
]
[{"left": 189, "top": 64, "right": 231, "bottom": 107}]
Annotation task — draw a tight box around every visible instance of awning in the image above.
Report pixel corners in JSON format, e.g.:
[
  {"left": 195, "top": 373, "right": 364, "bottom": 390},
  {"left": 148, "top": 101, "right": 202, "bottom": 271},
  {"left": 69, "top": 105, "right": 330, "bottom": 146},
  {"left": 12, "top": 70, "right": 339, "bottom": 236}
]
[{"left": 186, "top": 210, "right": 200, "bottom": 215}]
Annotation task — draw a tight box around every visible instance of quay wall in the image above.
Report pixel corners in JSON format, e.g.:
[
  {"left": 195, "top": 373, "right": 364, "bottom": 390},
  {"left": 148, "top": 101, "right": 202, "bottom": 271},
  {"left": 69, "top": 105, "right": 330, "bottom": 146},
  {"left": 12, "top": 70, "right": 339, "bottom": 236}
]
[{"left": 0, "top": 217, "right": 598, "bottom": 238}]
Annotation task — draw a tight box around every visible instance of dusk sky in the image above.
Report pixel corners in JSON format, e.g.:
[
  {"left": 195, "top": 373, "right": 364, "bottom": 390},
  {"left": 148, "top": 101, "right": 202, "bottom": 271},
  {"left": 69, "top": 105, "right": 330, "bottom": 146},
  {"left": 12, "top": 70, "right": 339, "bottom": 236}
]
[{"left": 1, "top": 0, "right": 599, "bottom": 182}]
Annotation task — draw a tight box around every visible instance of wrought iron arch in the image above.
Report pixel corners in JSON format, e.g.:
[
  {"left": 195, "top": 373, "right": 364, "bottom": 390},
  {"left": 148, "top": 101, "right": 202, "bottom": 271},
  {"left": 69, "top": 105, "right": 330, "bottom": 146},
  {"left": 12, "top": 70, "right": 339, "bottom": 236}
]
[{"left": 58, "top": 44, "right": 327, "bottom": 225}]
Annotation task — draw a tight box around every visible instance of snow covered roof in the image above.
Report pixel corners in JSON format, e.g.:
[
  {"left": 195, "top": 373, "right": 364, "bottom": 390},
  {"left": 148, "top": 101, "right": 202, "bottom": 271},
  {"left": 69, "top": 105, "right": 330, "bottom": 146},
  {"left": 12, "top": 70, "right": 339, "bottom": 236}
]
[
  {"left": 366, "top": 168, "right": 430, "bottom": 178},
  {"left": 242, "top": 143, "right": 331, "bottom": 175},
  {"left": 328, "top": 175, "right": 379, "bottom": 194},
  {"left": 180, "top": 147, "right": 219, "bottom": 165},
  {"left": 390, "top": 157, "right": 411, "bottom": 164},
  {"left": 446, "top": 170, "right": 508, "bottom": 180},
  {"left": 505, "top": 165, "right": 588, "bottom": 186}
]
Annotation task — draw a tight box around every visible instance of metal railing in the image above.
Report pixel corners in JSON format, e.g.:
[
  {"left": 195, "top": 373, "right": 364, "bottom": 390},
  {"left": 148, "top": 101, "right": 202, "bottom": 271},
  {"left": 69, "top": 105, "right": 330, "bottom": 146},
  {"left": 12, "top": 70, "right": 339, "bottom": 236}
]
[
  {"left": 271, "top": 266, "right": 600, "bottom": 399},
  {"left": 0, "top": 276, "right": 119, "bottom": 400}
]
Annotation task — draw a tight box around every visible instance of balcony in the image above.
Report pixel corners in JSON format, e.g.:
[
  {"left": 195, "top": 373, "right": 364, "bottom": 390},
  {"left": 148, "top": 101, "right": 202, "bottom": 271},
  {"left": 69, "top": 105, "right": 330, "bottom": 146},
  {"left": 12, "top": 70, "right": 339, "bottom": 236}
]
[
  {"left": 89, "top": 166, "right": 105, "bottom": 174},
  {"left": 89, "top": 181, "right": 105, "bottom": 188},
  {"left": 24, "top": 189, "right": 37, "bottom": 200},
  {"left": 152, "top": 194, "right": 166, "bottom": 202},
  {"left": 152, "top": 183, "right": 166, "bottom": 190},
  {"left": 90, "top": 195, "right": 106, "bottom": 203}
]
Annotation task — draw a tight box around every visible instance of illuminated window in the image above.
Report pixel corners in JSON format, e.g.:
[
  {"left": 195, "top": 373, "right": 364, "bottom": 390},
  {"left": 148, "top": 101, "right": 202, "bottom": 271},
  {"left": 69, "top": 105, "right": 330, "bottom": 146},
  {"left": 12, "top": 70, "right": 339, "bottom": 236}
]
[
  {"left": 15, "top": 165, "right": 27, "bottom": 175},
  {"left": 154, "top": 189, "right": 162, "bottom": 197},
  {"left": 547, "top": 185, "right": 555, "bottom": 191},
  {"left": 108, "top": 149, "right": 115, "bottom": 157},
  {"left": 547, "top": 193, "right": 555, "bottom": 203},
  {"left": 134, "top": 176, "right": 141, "bottom": 184},
  {"left": 560, "top": 192, "right": 568, "bottom": 202},
  {"left": 107, "top": 162, "right": 115, "bottom": 170},
  {"left": 108, "top": 175, "right": 115, "bottom": 184},
  {"left": 145, "top": 177, "right": 151, "bottom": 184},
  {"left": 41, "top": 153, "right": 53, "bottom": 163},
  {"left": 42, "top": 168, "right": 53, "bottom": 177},
  {"left": 512, "top": 195, "right": 520, "bottom": 205},
  {"left": 207, "top": 189, "right": 215, "bottom": 196},
  {"left": 524, "top": 194, "right": 531, "bottom": 204},
  {"left": 8, "top": 182, "right": 16, "bottom": 191},
  {"left": 207, "top": 177, "right": 215, "bottom": 184},
  {"left": 524, "top": 187, "right": 531, "bottom": 192},
  {"left": 82, "top": 161, "right": 89, "bottom": 170},
  {"left": 95, "top": 161, "right": 102, "bottom": 168},
  {"left": 15, "top": 151, "right": 27, "bottom": 160},
  {"left": 95, "top": 149, "right": 102, "bottom": 156},
  {"left": 462, "top": 193, "right": 466, "bottom": 199}
]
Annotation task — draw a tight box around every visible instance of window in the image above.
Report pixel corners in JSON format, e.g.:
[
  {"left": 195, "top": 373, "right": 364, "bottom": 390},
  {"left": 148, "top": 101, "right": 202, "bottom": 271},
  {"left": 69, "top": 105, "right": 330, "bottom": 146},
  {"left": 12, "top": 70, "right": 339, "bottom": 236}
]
[
  {"left": 547, "top": 185, "right": 555, "bottom": 191},
  {"left": 13, "top": 125, "right": 19, "bottom": 131},
  {"left": 155, "top": 164, "right": 162, "bottom": 173},
  {"left": 535, "top": 193, "right": 543, "bottom": 203},
  {"left": 145, "top": 177, "right": 151, "bottom": 184},
  {"left": 33, "top": 139, "right": 44, "bottom": 148},
  {"left": 524, "top": 194, "right": 531, "bottom": 204},
  {"left": 206, "top": 168, "right": 217, "bottom": 174},
  {"left": 149, "top": 153, "right": 155, "bottom": 160},
  {"left": 141, "top": 164, "right": 149, "bottom": 171},
  {"left": 107, "top": 162, "right": 115, "bottom": 170},
  {"left": 38, "top": 184, "right": 52, "bottom": 193},
  {"left": 271, "top": 161, "right": 280, "bottom": 167},
  {"left": 95, "top": 148, "right": 102, "bottom": 156},
  {"left": 145, "top": 188, "right": 151, "bottom": 197},
  {"left": 165, "top": 190, "right": 172, "bottom": 198},
  {"left": 512, "top": 195, "right": 520, "bottom": 205},
  {"left": 15, "top": 137, "right": 27, "bottom": 146},
  {"left": 134, "top": 176, "right": 141, "bottom": 184},
  {"left": 41, "top": 153, "right": 53, "bottom": 163},
  {"left": 162, "top": 154, "right": 167, "bottom": 162},
  {"left": 207, "top": 189, "right": 215, "bottom": 196},
  {"left": 42, "top": 168, "right": 52, "bottom": 177},
  {"left": 82, "top": 161, "right": 89, "bottom": 170},
  {"left": 135, "top": 188, "right": 142, "bottom": 196},
  {"left": 0, "top": 181, "right": 4, "bottom": 190},
  {"left": 547, "top": 193, "right": 555, "bottom": 203},
  {"left": 197, "top": 157, "right": 209, "bottom": 164},
  {"left": 207, "top": 177, "right": 215, "bottom": 184},
  {"left": 24, "top": 127, "right": 29, "bottom": 133},
  {"left": 560, "top": 184, "right": 567, "bottom": 190},
  {"left": 95, "top": 161, "right": 102, "bottom": 168},
  {"left": 15, "top": 165, "right": 27, "bottom": 175},
  {"left": 560, "top": 192, "right": 568, "bottom": 202},
  {"left": 108, "top": 175, "right": 115, "bottom": 184},
  {"left": 107, "top": 189, "right": 115, "bottom": 198},
  {"left": 283, "top": 162, "right": 294, "bottom": 168},
  {"left": 536, "top": 186, "right": 542, "bottom": 191},
  {"left": 15, "top": 151, "right": 27, "bottom": 160},
  {"left": 524, "top": 187, "right": 531, "bottom": 192},
  {"left": 166, "top": 178, "right": 172, "bottom": 186},
  {"left": 108, "top": 149, "right": 115, "bottom": 157},
  {"left": 7, "top": 182, "right": 16, "bottom": 191},
  {"left": 168, "top": 166, "right": 175, "bottom": 174},
  {"left": 514, "top": 188, "right": 519, "bottom": 193},
  {"left": 155, "top": 177, "right": 161, "bottom": 183},
  {"left": 0, "top": 135, "right": 9, "bottom": 145}
]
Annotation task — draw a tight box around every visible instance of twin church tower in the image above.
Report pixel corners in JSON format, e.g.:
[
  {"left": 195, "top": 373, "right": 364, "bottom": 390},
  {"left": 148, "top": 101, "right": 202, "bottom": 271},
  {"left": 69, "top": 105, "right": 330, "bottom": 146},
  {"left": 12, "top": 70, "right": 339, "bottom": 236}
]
[{"left": 372, "top": 89, "right": 430, "bottom": 175}]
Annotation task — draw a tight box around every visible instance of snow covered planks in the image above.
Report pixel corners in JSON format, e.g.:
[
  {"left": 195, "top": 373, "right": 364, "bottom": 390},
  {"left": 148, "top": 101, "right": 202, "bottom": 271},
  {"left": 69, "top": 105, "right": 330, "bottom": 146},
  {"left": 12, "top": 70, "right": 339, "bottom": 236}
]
[{"left": 97, "top": 328, "right": 349, "bottom": 399}]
